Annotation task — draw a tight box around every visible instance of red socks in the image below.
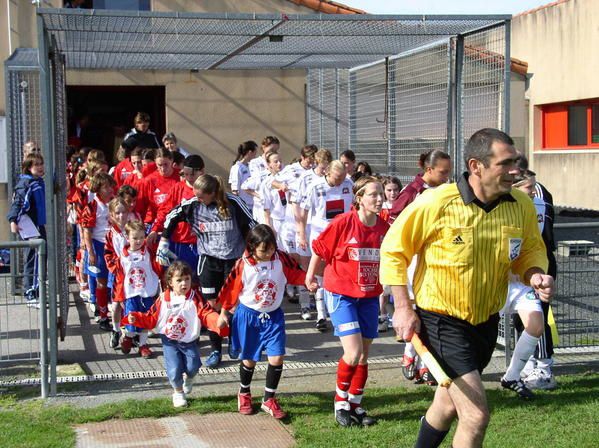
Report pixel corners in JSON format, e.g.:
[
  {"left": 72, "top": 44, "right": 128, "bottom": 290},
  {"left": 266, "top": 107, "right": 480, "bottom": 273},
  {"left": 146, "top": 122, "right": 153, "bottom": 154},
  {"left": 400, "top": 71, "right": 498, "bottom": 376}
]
[
  {"left": 348, "top": 363, "right": 368, "bottom": 409},
  {"left": 96, "top": 287, "right": 109, "bottom": 318},
  {"left": 335, "top": 358, "right": 357, "bottom": 402}
]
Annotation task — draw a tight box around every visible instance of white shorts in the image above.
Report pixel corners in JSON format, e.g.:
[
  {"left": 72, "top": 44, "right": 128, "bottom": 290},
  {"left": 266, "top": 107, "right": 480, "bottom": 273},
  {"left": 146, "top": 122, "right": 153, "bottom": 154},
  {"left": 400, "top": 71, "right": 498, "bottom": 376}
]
[
  {"left": 295, "top": 224, "right": 312, "bottom": 257},
  {"left": 501, "top": 281, "right": 543, "bottom": 315},
  {"left": 276, "top": 220, "right": 297, "bottom": 254}
]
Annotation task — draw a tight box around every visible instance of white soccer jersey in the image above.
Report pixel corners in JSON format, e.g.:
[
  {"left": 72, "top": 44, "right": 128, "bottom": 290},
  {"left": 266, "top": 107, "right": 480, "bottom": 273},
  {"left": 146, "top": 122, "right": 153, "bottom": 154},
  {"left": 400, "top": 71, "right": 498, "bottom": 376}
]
[
  {"left": 261, "top": 173, "right": 288, "bottom": 222},
  {"left": 248, "top": 157, "right": 267, "bottom": 177},
  {"left": 241, "top": 169, "right": 270, "bottom": 224},
  {"left": 91, "top": 196, "right": 110, "bottom": 243},
  {"left": 229, "top": 161, "right": 253, "bottom": 208},
  {"left": 120, "top": 247, "right": 160, "bottom": 299},
  {"left": 301, "top": 176, "right": 354, "bottom": 232}
]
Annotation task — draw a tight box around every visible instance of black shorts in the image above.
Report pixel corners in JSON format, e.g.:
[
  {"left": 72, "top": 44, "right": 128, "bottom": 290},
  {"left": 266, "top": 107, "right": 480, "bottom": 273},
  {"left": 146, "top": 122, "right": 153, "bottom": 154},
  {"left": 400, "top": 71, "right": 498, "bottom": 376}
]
[
  {"left": 417, "top": 308, "right": 499, "bottom": 379},
  {"left": 197, "top": 254, "right": 236, "bottom": 301}
]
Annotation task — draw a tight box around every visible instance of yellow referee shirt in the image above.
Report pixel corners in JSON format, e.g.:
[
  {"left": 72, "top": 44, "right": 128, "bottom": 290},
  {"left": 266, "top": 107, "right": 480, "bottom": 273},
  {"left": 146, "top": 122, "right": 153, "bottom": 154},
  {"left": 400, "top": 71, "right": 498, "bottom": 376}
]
[{"left": 380, "top": 173, "right": 548, "bottom": 325}]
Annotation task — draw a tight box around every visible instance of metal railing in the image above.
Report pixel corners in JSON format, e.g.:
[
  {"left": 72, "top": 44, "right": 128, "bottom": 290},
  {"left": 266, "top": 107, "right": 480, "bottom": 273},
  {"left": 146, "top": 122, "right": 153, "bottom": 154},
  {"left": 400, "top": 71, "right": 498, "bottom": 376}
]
[{"left": 0, "top": 239, "right": 52, "bottom": 398}]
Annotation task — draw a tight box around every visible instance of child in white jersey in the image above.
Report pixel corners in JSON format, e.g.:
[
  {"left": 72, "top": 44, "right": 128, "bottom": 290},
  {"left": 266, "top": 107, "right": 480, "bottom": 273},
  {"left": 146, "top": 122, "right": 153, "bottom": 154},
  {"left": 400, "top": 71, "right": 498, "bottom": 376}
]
[
  {"left": 217, "top": 224, "right": 316, "bottom": 419},
  {"left": 114, "top": 220, "right": 162, "bottom": 358},
  {"left": 122, "top": 261, "right": 226, "bottom": 408}
]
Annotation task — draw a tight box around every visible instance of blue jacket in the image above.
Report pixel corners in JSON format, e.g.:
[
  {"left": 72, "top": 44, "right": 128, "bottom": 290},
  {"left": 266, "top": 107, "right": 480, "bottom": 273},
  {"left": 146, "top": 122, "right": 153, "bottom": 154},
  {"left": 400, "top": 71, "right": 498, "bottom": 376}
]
[{"left": 6, "top": 174, "right": 46, "bottom": 228}]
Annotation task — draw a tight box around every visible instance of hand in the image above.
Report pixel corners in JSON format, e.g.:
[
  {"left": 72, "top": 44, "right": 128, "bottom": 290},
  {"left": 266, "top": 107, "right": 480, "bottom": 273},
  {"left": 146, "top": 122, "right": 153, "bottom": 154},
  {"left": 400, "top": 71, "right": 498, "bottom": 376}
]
[
  {"left": 156, "top": 239, "right": 172, "bottom": 267},
  {"left": 10, "top": 222, "right": 19, "bottom": 234},
  {"left": 305, "top": 274, "right": 319, "bottom": 293},
  {"left": 217, "top": 311, "right": 229, "bottom": 329},
  {"left": 146, "top": 231, "right": 158, "bottom": 247},
  {"left": 128, "top": 314, "right": 136, "bottom": 325},
  {"left": 297, "top": 234, "right": 307, "bottom": 251},
  {"left": 530, "top": 273, "right": 555, "bottom": 302},
  {"left": 88, "top": 251, "right": 97, "bottom": 267},
  {"left": 392, "top": 306, "right": 421, "bottom": 342}
]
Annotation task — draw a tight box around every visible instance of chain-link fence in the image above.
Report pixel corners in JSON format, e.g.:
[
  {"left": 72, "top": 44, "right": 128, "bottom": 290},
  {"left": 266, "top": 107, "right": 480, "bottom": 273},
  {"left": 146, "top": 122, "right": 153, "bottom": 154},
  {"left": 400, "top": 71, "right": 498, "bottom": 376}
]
[{"left": 306, "top": 24, "right": 508, "bottom": 182}]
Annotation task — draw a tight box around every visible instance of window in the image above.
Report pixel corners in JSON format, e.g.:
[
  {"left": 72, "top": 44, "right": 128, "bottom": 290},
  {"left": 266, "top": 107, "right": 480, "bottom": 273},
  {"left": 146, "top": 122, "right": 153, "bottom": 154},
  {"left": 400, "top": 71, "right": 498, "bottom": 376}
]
[{"left": 542, "top": 100, "right": 599, "bottom": 149}]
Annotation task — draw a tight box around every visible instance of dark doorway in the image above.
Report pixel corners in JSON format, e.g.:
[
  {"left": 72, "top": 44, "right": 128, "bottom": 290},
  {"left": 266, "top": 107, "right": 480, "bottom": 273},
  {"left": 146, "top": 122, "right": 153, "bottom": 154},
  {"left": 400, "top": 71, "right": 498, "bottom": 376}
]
[{"left": 66, "top": 85, "right": 165, "bottom": 165}]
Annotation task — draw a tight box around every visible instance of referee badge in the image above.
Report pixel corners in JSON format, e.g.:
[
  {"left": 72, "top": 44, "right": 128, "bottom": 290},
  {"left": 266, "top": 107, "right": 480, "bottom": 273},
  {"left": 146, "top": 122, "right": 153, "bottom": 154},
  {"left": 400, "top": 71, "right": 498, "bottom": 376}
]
[{"left": 509, "top": 238, "right": 522, "bottom": 261}]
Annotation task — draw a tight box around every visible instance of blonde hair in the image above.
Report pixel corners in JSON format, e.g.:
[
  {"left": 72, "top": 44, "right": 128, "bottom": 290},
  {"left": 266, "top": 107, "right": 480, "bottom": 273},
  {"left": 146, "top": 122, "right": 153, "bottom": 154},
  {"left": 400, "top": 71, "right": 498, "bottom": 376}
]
[
  {"left": 314, "top": 149, "right": 333, "bottom": 165},
  {"left": 89, "top": 172, "right": 116, "bottom": 193},
  {"left": 108, "top": 197, "right": 128, "bottom": 215},
  {"left": 124, "top": 220, "right": 145, "bottom": 236},
  {"left": 327, "top": 160, "right": 345, "bottom": 174},
  {"left": 193, "top": 174, "right": 230, "bottom": 219},
  {"left": 352, "top": 175, "right": 381, "bottom": 210}
]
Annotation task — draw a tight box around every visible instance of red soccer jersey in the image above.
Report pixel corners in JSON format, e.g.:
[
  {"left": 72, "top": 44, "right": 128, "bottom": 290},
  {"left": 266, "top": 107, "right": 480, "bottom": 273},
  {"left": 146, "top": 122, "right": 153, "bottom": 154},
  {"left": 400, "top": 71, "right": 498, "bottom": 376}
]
[
  {"left": 312, "top": 210, "right": 389, "bottom": 298},
  {"left": 113, "top": 158, "right": 134, "bottom": 188},
  {"left": 152, "top": 180, "right": 196, "bottom": 243},
  {"left": 136, "top": 171, "right": 180, "bottom": 224}
]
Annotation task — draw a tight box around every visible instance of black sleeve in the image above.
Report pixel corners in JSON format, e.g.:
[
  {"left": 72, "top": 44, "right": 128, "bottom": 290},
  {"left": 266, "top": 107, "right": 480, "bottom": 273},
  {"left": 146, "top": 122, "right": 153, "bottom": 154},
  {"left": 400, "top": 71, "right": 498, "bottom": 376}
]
[
  {"left": 6, "top": 178, "right": 28, "bottom": 223},
  {"left": 163, "top": 197, "right": 197, "bottom": 240}
]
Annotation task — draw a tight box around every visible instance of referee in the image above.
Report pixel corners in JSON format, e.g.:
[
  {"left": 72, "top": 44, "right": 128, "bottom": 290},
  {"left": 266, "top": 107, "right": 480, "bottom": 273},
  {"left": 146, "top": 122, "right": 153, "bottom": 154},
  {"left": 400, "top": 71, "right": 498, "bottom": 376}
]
[{"left": 380, "top": 128, "right": 554, "bottom": 448}]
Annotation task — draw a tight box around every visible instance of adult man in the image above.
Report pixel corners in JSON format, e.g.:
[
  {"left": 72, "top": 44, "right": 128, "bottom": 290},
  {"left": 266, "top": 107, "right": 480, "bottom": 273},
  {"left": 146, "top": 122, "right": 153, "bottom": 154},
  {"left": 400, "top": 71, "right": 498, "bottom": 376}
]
[{"left": 380, "top": 128, "right": 554, "bottom": 448}]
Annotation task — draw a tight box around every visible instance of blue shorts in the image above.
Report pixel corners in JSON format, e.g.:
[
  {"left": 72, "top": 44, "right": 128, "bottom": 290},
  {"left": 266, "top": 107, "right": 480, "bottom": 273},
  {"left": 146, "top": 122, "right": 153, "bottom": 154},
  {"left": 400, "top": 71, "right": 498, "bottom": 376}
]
[
  {"left": 107, "top": 272, "right": 115, "bottom": 289},
  {"left": 170, "top": 241, "right": 200, "bottom": 274},
  {"left": 124, "top": 295, "right": 156, "bottom": 334},
  {"left": 231, "top": 303, "right": 286, "bottom": 361},
  {"left": 324, "top": 291, "right": 379, "bottom": 339},
  {"left": 85, "top": 239, "right": 108, "bottom": 279}
]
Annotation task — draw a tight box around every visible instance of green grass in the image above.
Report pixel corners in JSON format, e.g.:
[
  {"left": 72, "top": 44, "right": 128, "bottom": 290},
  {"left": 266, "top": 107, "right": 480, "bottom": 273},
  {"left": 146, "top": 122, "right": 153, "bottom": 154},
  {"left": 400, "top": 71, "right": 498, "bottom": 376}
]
[{"left": 1, "top": 372, "right": 598, "bottom": 448}]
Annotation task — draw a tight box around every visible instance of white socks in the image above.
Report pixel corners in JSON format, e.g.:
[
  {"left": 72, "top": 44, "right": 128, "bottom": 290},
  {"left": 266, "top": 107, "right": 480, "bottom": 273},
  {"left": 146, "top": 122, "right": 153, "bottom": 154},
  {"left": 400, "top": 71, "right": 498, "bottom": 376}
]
[{"left": 504, "top": 330, "right": 540, "bottom": 381}]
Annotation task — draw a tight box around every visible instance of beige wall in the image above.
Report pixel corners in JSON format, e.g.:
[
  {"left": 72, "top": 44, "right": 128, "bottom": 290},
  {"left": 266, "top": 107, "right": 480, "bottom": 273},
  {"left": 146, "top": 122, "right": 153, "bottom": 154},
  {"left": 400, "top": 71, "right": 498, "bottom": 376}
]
[
  {"left": 511, "top": 0, "right": 599, "bottom": 209},
  {"left": 66, "top": 69, "right": 307, "bottom": 178},
  {"left": 153, "top": 0, "right": 313, "bottom": 14}
]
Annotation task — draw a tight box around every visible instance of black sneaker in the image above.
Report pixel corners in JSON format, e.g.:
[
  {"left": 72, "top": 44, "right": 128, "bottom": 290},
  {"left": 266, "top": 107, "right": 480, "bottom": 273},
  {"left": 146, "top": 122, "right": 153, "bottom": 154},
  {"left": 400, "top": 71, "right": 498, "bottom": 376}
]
[
  {"left": 110, "top": 330, "right": 120, "bottom": 349},
  {"left": 98, "top": 318, "right": 112, "bottom": 332},
  {"left": 350, "top": 407, "right": 377, "bottom": 426},
  {"left": 501, "top": 377, "right": 534, "bottom": 399},
  {"left": 334, "top": 401, "right": 352, "bottom": 427},
  {"left": 316, "top": 318, "right": 329, "bottom": 332}
]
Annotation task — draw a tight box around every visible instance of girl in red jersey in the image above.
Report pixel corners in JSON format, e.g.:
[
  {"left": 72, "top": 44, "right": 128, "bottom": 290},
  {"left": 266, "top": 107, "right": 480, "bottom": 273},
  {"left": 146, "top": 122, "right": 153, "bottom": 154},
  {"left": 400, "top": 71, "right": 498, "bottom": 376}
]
[
  {"left": 122, "top": 261, "right": 227, "bottom": 408},
  {"left": 216, "top": 224, "right": 314, "bottom": 419},
  {"left": 305, "top": 176, "right": 389, "bottom": 428},
  {"left": 104, "top": 197, "right": 138, "bottom": 349}
]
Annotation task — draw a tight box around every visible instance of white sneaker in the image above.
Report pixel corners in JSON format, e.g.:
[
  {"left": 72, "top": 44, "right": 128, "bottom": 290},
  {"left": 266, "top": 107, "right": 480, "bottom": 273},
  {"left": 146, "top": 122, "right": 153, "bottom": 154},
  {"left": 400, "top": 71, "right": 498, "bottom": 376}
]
[
  {"left": 183, "top": 376, "right": 194, "bottom": 394},
  {"left": 79, "top": 289, "right": 90, "bottom": 301},
  {"left": 524, "top": 369, "right": 557, "bottom": 390},
  {"left": 300, "top": 307, "right": 312, "bottom": 321},
  {"left": 377, "top": 317, "right": 388, "bottom": 332},
  {"left": 172, "top": 391, "right": 187, "bottom": 408}
]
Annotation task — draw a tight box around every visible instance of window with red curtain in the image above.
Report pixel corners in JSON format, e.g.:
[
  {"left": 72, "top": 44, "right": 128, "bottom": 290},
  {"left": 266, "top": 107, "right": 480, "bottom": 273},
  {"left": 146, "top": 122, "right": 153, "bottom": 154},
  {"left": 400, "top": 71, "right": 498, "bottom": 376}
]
[{"left": 542, "top": 100, "right": 599, "bottom": 149}]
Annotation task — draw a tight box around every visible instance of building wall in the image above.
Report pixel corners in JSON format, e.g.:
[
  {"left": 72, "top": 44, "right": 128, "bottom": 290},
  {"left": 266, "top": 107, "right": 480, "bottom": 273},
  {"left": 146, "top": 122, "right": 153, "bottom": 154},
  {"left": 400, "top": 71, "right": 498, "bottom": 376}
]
[{"left": 511, "top": 0, "right": 599, "bottom": 209}]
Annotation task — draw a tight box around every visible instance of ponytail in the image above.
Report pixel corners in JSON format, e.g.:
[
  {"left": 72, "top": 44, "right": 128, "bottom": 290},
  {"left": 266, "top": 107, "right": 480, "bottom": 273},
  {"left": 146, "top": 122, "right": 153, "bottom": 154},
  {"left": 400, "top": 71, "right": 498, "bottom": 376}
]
[
  {"left": 233, "top": 140, "right": 258, "bottom": 165},
  {"left": 193, "top": 174, "right": 230, "bottom": 219}
]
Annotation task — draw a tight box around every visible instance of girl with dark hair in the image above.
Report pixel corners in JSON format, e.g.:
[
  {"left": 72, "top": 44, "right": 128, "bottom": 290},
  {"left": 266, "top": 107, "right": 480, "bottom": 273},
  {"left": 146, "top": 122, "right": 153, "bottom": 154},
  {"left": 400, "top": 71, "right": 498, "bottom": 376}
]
[
  {"left": 229, "top": 140, "right": 258, "bottom": 209},
  {"left": 160, "top": 174, "right": 256, "bottom": 368},
  {"left": 217, "top": 224, "right": 314, "bottom": 420},
  {"left": 122, "top": 260, "right": 227, "bottom": 408}
]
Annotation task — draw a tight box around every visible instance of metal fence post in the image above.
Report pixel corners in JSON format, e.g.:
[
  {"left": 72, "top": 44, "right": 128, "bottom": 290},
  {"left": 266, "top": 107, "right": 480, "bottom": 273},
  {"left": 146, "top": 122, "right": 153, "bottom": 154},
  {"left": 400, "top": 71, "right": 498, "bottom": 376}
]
[
  {"left": 454, "top": 34, "right": 465, "bottom": 175},
  {"left": 503, "top": 19, "right": 512, "bottom": 134},
  {"left": 37, "top": 239, "right": 49, "bottom": 398},
  {"left": 37, "top": 14, "right": 58, "bottom": 397}
]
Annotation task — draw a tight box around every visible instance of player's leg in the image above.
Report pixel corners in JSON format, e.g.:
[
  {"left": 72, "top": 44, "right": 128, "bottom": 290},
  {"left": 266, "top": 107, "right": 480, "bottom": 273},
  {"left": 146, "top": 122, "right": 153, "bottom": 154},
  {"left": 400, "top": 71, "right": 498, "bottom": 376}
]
[{"left": 448, "top": 370, "right": 489, "bottom": 448}]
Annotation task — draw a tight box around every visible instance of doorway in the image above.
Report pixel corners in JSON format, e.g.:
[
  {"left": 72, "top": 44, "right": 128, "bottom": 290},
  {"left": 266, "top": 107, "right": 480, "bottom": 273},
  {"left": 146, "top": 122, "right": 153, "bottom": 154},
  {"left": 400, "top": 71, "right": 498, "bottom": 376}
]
[{"left": 66, "top": 85, "right": 166, "bottom": 165}]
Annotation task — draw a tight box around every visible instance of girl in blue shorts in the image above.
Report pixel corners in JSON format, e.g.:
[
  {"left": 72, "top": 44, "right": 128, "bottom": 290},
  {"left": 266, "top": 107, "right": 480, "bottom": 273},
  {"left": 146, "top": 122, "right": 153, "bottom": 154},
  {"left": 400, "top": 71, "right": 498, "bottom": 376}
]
[
  {"left": 217, "top": 224, "right": 313, "bottom": 420},
  {"left": 306, "top": 175, "right": 390, "bottom": 428}
]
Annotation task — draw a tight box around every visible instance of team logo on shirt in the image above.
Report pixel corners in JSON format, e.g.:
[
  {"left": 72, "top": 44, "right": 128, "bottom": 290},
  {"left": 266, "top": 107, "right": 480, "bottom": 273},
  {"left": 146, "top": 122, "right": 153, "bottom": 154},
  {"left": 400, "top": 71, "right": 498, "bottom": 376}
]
[
  {"left": 165, "top": 315, "right": 187, "bottom": 340},
  {"left": 254, "top": 279, "right": 278, "bottom": 308},
  {"left": 509, "top": 238, "right": 522, "bottom": 261},
  {"left": 342, "top": 187, "right": 350, "bottom": 194},
  {"left": 128, "top": 267, "right": 146, "bottom": 289}
]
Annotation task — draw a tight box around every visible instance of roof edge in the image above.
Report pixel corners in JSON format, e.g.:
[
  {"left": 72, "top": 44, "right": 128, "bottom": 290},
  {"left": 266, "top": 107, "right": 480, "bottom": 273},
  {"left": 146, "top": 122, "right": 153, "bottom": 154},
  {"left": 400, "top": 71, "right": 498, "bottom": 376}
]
[
  {"left": 287, "top": 0, "right": 366, "bottom": 14},
  {"left": 514, "top": 0, "right": 571, "bottom": 18}
]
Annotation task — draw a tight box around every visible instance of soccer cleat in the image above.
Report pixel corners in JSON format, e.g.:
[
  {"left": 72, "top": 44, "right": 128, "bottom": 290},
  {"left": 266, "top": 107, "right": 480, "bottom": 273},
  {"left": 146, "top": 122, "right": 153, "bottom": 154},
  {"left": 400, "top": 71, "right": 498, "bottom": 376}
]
[
  {"left": 120, "top": 336, "right": 133, "bottom": 354},
  {"left": 172, "top": 391, "right": 187, "bottom": 408},
  {"left": 98, "top": 318, "right": 112, "bottom": 332},
  {"left": 316, "top": 318, "right": 329, "bottom": 332},
  {"left": 228, "top": 342, "right": 240, "bottom": 361},
  {"left": 416, "top": 368, "right": 438, "bottom": 386},
  {"left": 183, "top": 375, "right": 194, "bottom": 394},
  {"left": 300, "top": 307, "right": 312, "bottom": 321},
  {"left": 109, "top": 331, "right": 120, "bottom": 349},
  {"left": 501, "top": 377, "right": 535, "bottom": 399},
  {"left": 261, "top": 397, "right": 287, "bottom": 420},
  {"left": 334, "top": 400, "right": 352, "bottom": 427},
  {"left": 350, "top": 407, "right": 377, "bottom": 426},
  {"left": 401, "top": 355, "right": 418, "bottom": 381},
  {"left": 26, "top": 298, "right": 41, "bottom": 309},
  {"left": 79, "top": 288, "right": 91, "bottom": 301},
  {"left": 205, "top": 350, "right": 222, "bottom": 368},
  {"left": 524, "top": 369, "right": 557, "bottom": 390},
  {"left": 139, "top": 344, "right": 153, "bottom": 358},
  {"left": 377, "top": 317, "right": 388, "bottom": 332},
  {"left": 238, "top": 392, "right": 254, "bottom": 415},
  {"left": 88, "top": 302, "right": 96, "bottom": 314}
]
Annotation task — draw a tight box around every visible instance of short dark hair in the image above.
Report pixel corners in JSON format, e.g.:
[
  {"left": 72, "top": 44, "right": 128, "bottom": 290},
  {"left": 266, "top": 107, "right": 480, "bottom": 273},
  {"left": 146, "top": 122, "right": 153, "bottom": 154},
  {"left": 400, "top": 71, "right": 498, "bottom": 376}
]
[
  {"left": 155, "top": 147, "right": 173, "bottom": 161},
  {"left": 22, "top": 152, "right": 44, "bottom": 174},
  {"left": 340, "top": 150, "right": 356, "bottom": 162},
  {"left": 246, "top": 224, "right": 277, "bottom": 256},
  {"left": 172, "top": 151, "right": 185, "bottom": 166},
  {"left": 464, "top": 128, "right": 514, "bottom": 169},
  {"left": 165, "top": 261, "right": 193, "bottom": 287},
  {"left": 118, "top": 184, "right": 137, "bottom": 198}
]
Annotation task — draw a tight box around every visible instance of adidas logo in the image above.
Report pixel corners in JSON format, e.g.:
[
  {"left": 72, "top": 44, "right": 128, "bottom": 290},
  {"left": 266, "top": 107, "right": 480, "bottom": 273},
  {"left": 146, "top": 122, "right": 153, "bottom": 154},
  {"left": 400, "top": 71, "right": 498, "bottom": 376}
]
[
  {"left": 452, "top": 235, "right": 465, "bottom": 245},
  {"left": 348, "top": 237, "right": 358, "bottom": 244}
]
